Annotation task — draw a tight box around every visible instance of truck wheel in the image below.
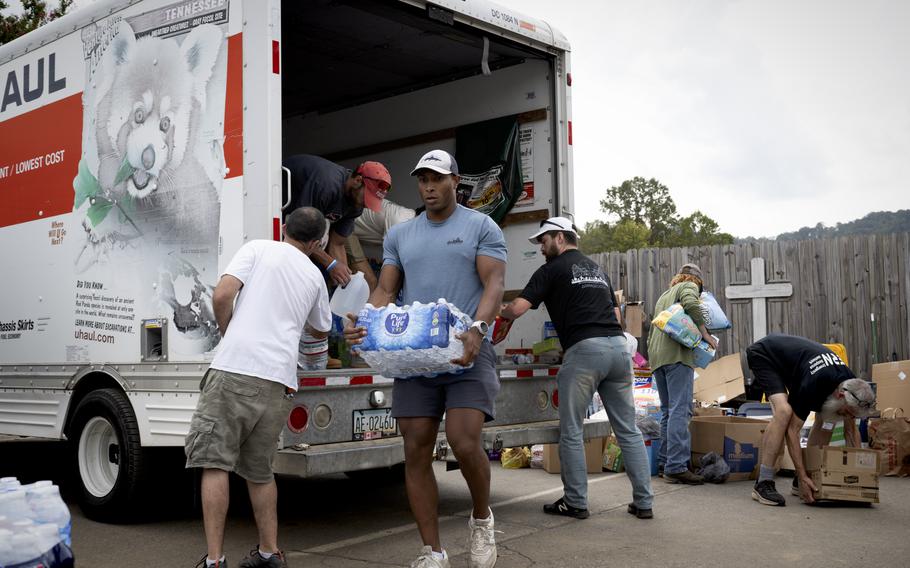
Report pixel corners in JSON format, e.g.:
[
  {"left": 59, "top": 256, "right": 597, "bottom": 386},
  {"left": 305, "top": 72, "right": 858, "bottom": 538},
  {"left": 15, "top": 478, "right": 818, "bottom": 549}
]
[{"left": 70, "top": 388, "right": 147, "bottom": 522}]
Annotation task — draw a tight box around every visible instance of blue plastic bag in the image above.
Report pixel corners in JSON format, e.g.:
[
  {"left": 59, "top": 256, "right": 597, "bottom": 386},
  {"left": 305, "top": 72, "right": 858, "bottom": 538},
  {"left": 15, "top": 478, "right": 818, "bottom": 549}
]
[{"left": 700, "top": 291, "right": 732, "bottom": 331}]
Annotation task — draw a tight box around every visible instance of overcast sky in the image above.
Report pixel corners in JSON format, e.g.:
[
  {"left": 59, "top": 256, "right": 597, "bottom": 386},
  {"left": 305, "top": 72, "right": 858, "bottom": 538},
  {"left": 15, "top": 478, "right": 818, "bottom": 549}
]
[
  {"left": 500, "top": 0, "right": 910, "bottom": 237},
  {"left": 5, "top": 0, "right": 908, "bottom": 237}
]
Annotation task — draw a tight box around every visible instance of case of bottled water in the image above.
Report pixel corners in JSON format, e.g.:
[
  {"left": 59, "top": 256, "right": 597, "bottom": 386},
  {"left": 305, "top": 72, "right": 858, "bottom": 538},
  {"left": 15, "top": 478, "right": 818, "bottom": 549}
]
[
  {"left": 354, "top": 299, "right": 474, "bottom": 378},
  {"left": 0, "top": 477, "right": 74, "bottom": 568}
]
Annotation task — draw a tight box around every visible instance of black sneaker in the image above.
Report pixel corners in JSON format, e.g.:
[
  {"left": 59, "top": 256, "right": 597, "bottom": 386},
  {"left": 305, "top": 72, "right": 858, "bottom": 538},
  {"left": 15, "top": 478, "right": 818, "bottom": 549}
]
[
  {"left": 752, "top": 480, "right": 786, "bottom": 506},
  {"left": 627, "top": 503, "right": 653, "bottom": 519},
  {"left": 238, "top": 548, "right": 287, "bottom": 568},
  {"left": 543, "top": 497, "right": 590, "bottom": 519},
  {"left": 791, "top": 478, "right": 800, "bottom": 497},
  {"left": 195, "top": 556, "right": 227, "bottom": 568},
  {"left": 664, "top": 470, "right": 704, "bottom": 485}
]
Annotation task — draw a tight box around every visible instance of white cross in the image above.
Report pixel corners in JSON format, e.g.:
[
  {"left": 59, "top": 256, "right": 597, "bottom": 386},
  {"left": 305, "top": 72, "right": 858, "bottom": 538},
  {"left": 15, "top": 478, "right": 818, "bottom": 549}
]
[{"left": 724, "top": 257, "right": 793, "bottom": 341}]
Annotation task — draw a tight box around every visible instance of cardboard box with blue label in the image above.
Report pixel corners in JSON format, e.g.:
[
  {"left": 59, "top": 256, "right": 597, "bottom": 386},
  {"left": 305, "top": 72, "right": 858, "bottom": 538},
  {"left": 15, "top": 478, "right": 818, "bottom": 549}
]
[{"left": 689, "top": 416, "right": 768, "bottom": 481}]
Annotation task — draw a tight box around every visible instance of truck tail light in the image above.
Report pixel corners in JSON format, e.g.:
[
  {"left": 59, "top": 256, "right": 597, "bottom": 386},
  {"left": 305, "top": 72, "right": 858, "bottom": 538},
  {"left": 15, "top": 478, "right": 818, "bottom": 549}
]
[
  {"left": 313, "top": 404, "right": 332, "bottom": 429},
  {"left": 552, "top": 389, "right": 559, "bottom": 408},
  {"left": 288, "top": 405, "right": 308, "bottom": 433}
]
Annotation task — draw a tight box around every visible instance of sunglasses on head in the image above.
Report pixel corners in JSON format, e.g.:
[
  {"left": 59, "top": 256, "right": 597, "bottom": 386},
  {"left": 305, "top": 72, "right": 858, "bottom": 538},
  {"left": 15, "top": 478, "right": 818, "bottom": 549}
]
[
  {"left": 359, "top": 174, "right": 391, "bottom": 192},
  {"left": 540, "top": 219, "right": 573, "bottom": 230}
]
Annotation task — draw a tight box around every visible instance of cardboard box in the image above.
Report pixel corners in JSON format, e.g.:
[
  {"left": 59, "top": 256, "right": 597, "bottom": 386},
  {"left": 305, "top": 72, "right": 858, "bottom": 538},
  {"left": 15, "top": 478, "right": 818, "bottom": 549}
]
[
  {"left": 614, "top": 289, "right": 625, "bottom": 308},
  {"left": 542, "top": 437, "right": 605, "bottom": 474},
  {"left": 624, "top": 302, "right": 645, "bottom": 337},
  {"left": 689, "top": 416, "right": 768, "bottom": 481},
  {"left": 693, "top": 406, "right": 727, "bottom": 417},
  {"left": 803, "top": 446, "right": 880, "bottom": 503},
  {"left": 693, "top": 353, "right": 746, "bottom": 405},
  {"left": 872, "top": 360, "right": 910, "bottom": 412}
]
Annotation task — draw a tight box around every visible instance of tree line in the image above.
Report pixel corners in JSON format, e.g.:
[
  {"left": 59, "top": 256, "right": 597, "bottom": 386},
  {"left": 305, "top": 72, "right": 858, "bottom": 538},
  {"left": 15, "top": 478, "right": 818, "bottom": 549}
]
[{"left": 578, "top": 176, "right": 734, "bottom": 254}]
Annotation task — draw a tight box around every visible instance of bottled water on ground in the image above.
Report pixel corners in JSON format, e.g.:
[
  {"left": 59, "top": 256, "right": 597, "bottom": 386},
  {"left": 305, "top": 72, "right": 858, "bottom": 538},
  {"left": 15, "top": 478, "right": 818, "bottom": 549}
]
[
  {"left": 355, "top": 299, "right": 473, "bottom": 378},
  {"left": 28, "top": 485, "right": 72, "bottom": 547},
  {"left": 0, "top": 477, "right": 75, "bottom": 567},
  {"left": 0, "top": 477, "right": 21, "bottom": 493}
]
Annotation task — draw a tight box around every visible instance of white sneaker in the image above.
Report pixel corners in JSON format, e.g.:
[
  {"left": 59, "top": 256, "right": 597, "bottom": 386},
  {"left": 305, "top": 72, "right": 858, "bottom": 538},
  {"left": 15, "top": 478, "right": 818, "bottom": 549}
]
[
  {"left": 468, "top": 509, "right": 498, "bottom": 568},
  {"left": 410, "top": 545, "right": 450, "bottom": 568}
]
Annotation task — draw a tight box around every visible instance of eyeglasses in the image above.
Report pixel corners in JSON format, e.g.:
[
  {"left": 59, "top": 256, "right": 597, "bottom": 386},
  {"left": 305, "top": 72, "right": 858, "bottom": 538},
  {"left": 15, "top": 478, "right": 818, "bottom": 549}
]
[{"left": 844, "top": 388, "right": 874, "bottom": 411}]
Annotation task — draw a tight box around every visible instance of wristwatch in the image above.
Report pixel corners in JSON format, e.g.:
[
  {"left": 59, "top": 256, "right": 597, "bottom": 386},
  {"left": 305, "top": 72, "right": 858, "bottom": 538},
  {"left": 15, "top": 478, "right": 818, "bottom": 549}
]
[{"left": 470, "top": 320, "right": 490, "bottom": 336}]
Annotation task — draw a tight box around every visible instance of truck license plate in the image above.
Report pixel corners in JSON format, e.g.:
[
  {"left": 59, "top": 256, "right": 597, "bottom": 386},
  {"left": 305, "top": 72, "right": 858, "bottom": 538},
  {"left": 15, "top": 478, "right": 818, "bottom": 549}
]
[{"left": 352, "top": 408, "right": 397, "bottom": 441}]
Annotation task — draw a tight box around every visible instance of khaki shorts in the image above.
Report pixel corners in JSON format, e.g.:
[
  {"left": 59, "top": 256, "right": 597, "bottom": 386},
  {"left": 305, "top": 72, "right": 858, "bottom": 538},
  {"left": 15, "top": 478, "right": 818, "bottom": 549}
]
[{"left": 184, "top": 368, "right": 292, "bottom": 483}]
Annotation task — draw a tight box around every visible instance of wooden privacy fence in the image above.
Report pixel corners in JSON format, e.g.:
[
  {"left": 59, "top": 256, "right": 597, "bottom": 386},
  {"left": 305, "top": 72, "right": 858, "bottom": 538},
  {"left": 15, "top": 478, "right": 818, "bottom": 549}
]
[{"left": 589, "top": 232, "right": 910, "bottom": 382}]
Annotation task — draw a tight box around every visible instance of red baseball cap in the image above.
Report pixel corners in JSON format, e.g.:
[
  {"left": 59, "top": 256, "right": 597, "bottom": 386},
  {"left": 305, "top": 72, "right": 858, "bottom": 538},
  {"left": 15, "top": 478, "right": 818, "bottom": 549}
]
[{"left": 356, "top": 161, "right": 391, "bottom": 212}]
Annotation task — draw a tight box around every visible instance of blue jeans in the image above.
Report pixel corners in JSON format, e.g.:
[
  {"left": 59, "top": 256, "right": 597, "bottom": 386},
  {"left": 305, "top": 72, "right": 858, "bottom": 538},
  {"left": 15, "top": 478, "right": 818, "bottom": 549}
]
[
  {"left": 556, "top": 336, "right": 653, "bottom": 510},
  {"left": 653, "top": 363, "right": 694, "bottom": 475}
]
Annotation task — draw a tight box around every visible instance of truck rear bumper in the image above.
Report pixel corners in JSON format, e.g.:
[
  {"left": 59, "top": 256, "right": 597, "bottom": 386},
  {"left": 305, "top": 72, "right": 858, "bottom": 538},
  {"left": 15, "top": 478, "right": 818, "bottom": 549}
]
[{"left": 273, "top": 418, "right": 611, "bottom": 477}]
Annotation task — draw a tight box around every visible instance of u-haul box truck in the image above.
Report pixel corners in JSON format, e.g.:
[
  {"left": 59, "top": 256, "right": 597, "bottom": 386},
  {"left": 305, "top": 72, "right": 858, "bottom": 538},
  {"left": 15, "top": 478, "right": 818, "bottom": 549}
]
[{"left": 0, "top": 0, "right": 608, "bottom": 520}]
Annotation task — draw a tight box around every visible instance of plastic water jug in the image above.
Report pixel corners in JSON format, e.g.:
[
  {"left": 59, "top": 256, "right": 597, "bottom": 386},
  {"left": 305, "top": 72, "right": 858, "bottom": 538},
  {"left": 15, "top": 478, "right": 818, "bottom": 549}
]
[{"left": 329, "top": 271, "right": 370, "bottom": 318}]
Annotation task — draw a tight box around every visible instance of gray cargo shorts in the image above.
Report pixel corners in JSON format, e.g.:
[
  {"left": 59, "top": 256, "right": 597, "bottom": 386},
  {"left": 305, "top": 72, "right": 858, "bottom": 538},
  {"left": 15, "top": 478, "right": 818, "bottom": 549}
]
[
  {"left": 184, "top": 368, "right": 293, "bottom": 483},
  {"left": 391, "top": 341, "right": 500, "bottom": 422}
]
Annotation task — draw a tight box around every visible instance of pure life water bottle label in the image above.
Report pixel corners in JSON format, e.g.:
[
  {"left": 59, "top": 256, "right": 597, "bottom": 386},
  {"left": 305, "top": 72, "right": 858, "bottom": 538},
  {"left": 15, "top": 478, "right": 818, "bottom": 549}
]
[{"left": 356, "top": 299, "right": 473, "bottom": 378}]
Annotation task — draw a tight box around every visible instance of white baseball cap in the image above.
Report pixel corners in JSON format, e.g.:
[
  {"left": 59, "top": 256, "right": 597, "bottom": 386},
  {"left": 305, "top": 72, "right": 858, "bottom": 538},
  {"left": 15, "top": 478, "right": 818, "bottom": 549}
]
[
  {"left": 410, "top": 149, "right": 459, "bottom": 176},
  {"left": 528, "top": 216, "right": 579, "bottom": 244}
]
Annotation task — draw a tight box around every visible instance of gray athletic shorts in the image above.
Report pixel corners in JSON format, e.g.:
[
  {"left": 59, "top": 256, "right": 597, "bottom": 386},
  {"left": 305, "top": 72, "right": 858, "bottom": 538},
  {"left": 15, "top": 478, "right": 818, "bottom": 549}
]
[
  {"left": 391, "top": 341, "right": 500, "bottom": 422},
  {"left": 184, "top": 368, "right": 292, "bottom": 483}
]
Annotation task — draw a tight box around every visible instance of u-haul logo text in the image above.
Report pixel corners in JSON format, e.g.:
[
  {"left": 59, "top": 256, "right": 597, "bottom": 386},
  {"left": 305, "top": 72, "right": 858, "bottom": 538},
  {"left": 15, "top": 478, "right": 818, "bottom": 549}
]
[{"left": 1, "top": 53, "right": 66, "bottom": 114}]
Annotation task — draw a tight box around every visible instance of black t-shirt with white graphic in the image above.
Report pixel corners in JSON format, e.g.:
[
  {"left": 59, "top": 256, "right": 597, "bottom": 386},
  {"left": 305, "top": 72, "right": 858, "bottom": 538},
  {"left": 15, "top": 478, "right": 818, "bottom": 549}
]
[
  {"left": 753, "top": 334, "right": 855, "bottom": 419},
  {"left": 518, "top": 249, "right": 623, "bottom": 351}
]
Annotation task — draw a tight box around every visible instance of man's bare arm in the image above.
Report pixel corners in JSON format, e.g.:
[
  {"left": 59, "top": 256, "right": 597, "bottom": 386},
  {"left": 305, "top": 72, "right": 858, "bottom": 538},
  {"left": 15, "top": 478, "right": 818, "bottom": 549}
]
[{"left": 212, "top": 275, "right": 243, "bottom": 336}]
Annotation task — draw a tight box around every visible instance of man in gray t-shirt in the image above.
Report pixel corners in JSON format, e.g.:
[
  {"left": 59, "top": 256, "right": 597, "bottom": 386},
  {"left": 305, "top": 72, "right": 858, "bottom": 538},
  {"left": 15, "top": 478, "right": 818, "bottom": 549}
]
[{"left": 346, "top": 149, "right": 506, "bottom": 568}]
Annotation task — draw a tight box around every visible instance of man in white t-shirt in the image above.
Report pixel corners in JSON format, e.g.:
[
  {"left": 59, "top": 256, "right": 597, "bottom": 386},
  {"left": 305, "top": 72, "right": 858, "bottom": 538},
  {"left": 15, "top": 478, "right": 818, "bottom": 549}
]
[
  {"left": 185, "top": 207, "right": 332, "bottom": 568},
  {"left": 345, "top": 199, "right": 422, "bottom": 291}
]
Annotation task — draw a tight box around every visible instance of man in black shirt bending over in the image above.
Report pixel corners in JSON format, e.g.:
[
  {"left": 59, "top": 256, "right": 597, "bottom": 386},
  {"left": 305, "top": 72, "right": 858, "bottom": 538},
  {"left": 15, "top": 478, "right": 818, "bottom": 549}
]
[
  {"left": 500, "top": 217, "right": 653, "bottom": 521},
  {"left": 746, "top": 334, "right": 876, "bottom": 506}
]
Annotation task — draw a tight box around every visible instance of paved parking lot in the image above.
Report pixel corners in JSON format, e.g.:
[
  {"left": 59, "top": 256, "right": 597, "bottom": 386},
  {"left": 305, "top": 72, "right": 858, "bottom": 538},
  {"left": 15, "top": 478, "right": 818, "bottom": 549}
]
[{"left": 2, "top": 438, "right": 909, "bottom": 567}]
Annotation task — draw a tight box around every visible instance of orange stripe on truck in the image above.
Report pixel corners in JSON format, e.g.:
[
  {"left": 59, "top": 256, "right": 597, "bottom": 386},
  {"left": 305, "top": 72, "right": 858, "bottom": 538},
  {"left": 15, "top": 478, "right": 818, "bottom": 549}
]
[
  {"left": 0, "top": 93, "right": 83, "bottom": 228},
  {"left": 223, "top": 33, "right": 243, "bottom": 179}
]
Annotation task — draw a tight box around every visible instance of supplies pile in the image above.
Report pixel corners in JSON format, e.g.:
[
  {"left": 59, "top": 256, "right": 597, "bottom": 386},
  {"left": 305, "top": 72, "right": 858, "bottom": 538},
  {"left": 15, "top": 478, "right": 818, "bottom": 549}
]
[{"left": 355, "top": 299, "right": 473, "bottom": 378}]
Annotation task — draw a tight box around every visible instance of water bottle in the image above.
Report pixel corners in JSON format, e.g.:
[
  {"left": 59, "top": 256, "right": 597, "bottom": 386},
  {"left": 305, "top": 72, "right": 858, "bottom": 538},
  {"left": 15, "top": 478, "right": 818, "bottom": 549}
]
[
  {"left": 0, "top": 490, "right": 34, "bottom": 522},
  {"left": 0, "top": 527, "right": 14, "bottom": 566},
  {"left": 7, "top": 532, "right": 42, "bottom": 567},
  {"left": 29, "top": 485, "right": 72, "bottom": 547},
  {"left": 298, "top": 329, "right": 328, "bottom": 371},
  {"left": 0, "top": 477, "right": 21, "bottom": 493}
]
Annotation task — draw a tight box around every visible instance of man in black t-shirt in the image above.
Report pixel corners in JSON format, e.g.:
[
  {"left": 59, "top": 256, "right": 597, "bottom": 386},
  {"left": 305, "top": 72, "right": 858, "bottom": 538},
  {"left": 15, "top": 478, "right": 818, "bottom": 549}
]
[
  {"left": 501, "top": 217, "right": 654, "bottom": 521},
  {"left": 746, "top": 334, "right": 876, "bottom": 506}
]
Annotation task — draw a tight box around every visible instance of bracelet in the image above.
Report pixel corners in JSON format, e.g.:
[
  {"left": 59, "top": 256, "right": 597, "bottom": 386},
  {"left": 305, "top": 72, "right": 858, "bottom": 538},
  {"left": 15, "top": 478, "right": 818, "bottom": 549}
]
[{"left": 326, "top": 259, "right": 338, "bottom": 272}]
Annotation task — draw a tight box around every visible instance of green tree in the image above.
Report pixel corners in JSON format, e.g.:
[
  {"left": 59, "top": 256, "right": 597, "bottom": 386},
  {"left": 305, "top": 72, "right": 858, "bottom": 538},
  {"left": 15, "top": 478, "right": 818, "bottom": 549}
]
[
  {"left": 610, "top": 218, "right": 651, "bottom": 252},
  {"left": 578, "top": 220, "right": 614, "bottom": 254},
  {"left": 663, "top": 211, "right": 734, "bottom": 247},
  {"left": 1, "top": 0, "right": 71, "bottom": 46},
  {"left": 585, "top": 176, "right": 733, "bottom": 253},
  {"left": 599, "top": 176, "right": 678, "bottom": 245},
  {"left": 579, "top": 219, "right": 650, "bottom": 254}
]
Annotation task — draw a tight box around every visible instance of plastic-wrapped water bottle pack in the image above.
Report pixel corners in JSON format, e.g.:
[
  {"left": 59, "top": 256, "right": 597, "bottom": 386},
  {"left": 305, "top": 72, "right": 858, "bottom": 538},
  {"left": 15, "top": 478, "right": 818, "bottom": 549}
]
[
  {"left": 0, "top": 477, "right": 74, "bottom": 568},
  {"left": 355, "top": 299, "right": 473, "bottom": 378}
]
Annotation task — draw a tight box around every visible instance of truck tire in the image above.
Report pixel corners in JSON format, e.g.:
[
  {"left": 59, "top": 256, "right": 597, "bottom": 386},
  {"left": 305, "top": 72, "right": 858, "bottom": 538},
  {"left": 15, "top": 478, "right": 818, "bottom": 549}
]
[{"left": 69, "top": 388, "right": 147, "bottom": 522}]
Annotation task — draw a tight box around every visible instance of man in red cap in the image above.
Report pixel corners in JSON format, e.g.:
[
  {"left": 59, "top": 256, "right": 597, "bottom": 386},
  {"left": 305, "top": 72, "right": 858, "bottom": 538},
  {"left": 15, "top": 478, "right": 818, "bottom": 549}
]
[{"left": 282, "top": 155, "right": 391, "bottom": 287}]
